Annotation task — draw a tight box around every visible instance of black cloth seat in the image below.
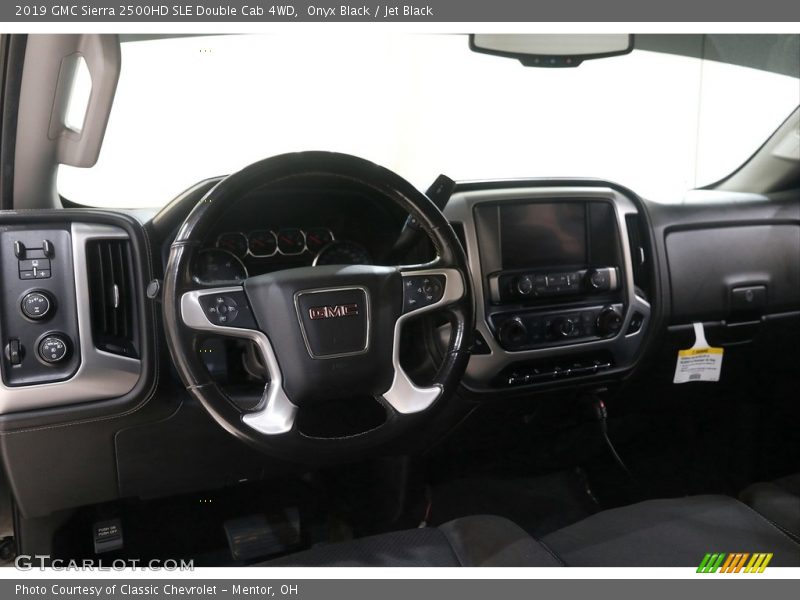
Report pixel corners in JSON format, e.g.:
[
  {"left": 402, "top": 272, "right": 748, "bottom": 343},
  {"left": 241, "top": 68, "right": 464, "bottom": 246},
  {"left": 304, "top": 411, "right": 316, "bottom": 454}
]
[
  {"left": 542, "top": 495, "right": 800, "bottom": 566},
  {"left": 268, "top": 515, "right": 563, "bottom": 567},
  {"left": 740, "top": 473, "right": 800, "bottom": 540},
  {"left": 265, "top": 495, "right": 800, "bottom": 567}
]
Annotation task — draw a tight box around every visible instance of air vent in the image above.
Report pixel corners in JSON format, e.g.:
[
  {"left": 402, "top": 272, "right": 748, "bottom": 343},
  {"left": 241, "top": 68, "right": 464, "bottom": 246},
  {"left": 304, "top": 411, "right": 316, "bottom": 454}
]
[
  {"left": 625, "top": 214, "right": 652, "bottom": 301},
  {"left": 86, "top": 239, "right": 139, "bottom": 358}
]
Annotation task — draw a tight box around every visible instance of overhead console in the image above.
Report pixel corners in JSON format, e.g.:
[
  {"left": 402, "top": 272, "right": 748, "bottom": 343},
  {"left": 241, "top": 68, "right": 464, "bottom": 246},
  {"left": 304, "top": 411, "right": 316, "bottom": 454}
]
[{"left": 444, "top": 184, "right": 654, "bottom": 392}]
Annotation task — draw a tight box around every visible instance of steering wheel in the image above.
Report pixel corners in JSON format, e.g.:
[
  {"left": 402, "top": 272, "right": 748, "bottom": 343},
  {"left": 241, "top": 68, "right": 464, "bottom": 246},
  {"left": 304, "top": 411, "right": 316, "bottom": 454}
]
[{"left": 163, "top": 152, "right": 473, "bottom": 462}]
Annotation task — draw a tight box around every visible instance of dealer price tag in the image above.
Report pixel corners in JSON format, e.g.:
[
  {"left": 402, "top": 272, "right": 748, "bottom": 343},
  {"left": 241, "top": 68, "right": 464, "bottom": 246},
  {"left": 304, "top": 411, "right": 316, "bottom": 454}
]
[{"left": 673, "top": 322, "right": 724, "bottom": 384}]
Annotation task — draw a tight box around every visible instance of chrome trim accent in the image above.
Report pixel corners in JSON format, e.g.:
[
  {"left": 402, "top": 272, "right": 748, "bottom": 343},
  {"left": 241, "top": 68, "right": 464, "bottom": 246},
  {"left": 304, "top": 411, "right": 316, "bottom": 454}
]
[
  {"left": 304, "top": 227, "right": 335, "bottom": 254},
  {"left": 625, "top": 294, "right": 652, "bottom": 339},
  {"left": 293, "top": 286, "right": 371, "bottom": 359},
  {"left": 311, "top": 239, "right": 372, "bottom": 267},
  {"left": 382, "top": 268, "right": 464, "bottom": 414},
  {"left": 111, "top": 283, "right": 120, "bottom": 309},
  {"left": 0, "top": 223, "right": 141, "bottom": 414},
  {"left": 247, "top": 230, "right": 278, "bottom": 258},
  {"left": 488, "top": 274, "right": 501, "bottom": 303},
  {"left": 180, "top": 287, "right": 297, "bottom": 435},
  {"left": 216, "top": 229, "right": 337, "bottom": 259},
  {"left": 443, "top": 186, "right": 650, "bottom": 391},
  {"left": 608, "top": 267, "right": 619, "bottom": 291},
  {"left": 275, "top": 228, "right": 307, "bottom": 256},
  {"left": 215, "top": 232, "right": 249, "bottom": 258}
]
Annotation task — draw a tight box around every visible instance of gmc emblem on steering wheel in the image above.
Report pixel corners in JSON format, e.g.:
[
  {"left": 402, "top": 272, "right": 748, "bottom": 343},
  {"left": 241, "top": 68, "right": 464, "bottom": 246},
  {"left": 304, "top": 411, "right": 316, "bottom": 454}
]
[{"left": 308, "top": 304, "right": 360, "bottom": 320}]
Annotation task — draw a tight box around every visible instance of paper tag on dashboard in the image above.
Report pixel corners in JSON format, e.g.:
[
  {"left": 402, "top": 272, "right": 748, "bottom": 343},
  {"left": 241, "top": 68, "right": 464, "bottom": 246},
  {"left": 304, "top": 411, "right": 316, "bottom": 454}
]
[{"left": 673, "top": 322, "right": 724, "bottom": 384}]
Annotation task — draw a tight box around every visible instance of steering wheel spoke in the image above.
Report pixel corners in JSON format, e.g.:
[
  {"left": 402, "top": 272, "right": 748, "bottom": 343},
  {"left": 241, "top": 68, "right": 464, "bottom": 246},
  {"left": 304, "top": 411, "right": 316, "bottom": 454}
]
[
  {"left": 180, "top": 285, "right": 298, "bottom": 435},
  {"left": 242, "top": 382, "right": 297, "bottom": 435},
  {"left": 381, "top": 267, "right": 466, "bottom": 414}
]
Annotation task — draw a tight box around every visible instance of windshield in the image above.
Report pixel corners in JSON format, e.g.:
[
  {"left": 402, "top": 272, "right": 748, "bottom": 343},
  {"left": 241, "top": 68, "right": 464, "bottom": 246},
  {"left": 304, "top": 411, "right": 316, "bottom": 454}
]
[{"left": 57, "top": 34, "right": 800, "bottom": 208}]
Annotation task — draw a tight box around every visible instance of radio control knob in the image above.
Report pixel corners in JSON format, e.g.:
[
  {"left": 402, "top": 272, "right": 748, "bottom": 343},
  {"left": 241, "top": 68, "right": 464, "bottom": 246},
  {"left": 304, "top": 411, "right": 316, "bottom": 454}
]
[
  {"left": 553, "top": 316, "right": 577, "bottom": 337},
  {"left": 516, "top": 275, "right": 534, "bottom": 296},
  {"left": 498, "top": 317, "right": 528, "bottom": 349},
  {"left": 596, "top": 306, "right": 624, "bottom": 337},
  {"left": 21, "top": 291, "right": 52, "bottom": 320},
  {"left": 587, "top": 268, "right": 610, "bottom": 291}
]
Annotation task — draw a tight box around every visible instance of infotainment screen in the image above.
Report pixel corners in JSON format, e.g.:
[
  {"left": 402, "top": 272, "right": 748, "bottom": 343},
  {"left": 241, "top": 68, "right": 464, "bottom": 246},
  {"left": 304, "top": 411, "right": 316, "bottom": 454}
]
[{"left": 500, "top": 202, "right": 587, "bottom": 269}]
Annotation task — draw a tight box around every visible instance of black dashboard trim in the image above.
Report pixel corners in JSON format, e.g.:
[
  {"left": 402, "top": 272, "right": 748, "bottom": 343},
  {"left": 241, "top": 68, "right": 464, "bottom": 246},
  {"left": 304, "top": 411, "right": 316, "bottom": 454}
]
[
  {"left": 0, "top": 209, "right": 158, "bottom": 432},
  {"left": 647, "top": 191, "right": 800, "bottom": 323}
]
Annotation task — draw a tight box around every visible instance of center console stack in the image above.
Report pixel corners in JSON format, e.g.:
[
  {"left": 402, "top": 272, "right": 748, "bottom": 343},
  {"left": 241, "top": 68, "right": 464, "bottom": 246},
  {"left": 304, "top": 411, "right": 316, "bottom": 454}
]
[
  {"left": 443, "top": 185, "right": 652, "bottom": 392},
  {"left": 477, "top": 200, "right": 625, "bottom": 351}
]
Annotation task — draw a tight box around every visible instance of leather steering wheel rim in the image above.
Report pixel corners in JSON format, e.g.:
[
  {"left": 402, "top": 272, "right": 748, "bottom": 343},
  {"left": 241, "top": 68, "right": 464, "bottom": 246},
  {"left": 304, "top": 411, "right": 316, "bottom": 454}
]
[{"left": 162, "top": 151, "right": 473, "bottom": 463}]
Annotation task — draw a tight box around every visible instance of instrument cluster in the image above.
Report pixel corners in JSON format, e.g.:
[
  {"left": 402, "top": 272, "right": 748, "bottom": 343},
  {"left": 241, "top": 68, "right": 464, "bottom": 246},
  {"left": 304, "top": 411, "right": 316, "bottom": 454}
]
[
  {"left": 193, "top": 227, "right": 373, "bottom": 285},
  {"left": 216, "top": 227, "right": 336, "bottom": 258}
]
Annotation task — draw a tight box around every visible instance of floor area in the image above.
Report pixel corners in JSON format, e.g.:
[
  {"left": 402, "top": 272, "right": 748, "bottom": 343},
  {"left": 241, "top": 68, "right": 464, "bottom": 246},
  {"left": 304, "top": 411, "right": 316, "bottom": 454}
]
[{"left": 28, "top": 322, "right": 800, "bottom": 565}]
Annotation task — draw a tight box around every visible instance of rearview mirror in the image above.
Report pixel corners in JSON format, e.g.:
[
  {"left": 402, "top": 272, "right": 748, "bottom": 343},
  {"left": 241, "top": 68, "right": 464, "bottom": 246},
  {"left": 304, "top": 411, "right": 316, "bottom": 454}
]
[{"left": 469, "top": 34, "right": 634, "bottom": 68}]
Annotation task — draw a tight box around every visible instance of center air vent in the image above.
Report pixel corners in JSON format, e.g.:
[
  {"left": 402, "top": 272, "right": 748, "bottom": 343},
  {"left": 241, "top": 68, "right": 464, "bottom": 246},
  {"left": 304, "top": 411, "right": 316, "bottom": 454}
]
[{"left": 86, "top": 239, "right": 139, "bottom": 358}]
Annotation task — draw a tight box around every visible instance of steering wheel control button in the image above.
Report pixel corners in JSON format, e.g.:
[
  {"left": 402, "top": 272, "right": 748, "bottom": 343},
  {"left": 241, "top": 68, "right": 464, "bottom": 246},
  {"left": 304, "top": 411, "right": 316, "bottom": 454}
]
[
  {"left": 197, "top": 291, "right": 257, "bottom": 329},
  {"left": 21, "top": 291, "right": 52, "bottom": 320},
  {"left": 403, "top": 275, "right": 445, "bottom": 312},
  {"left": 208, "top": 296, "right": 238, "bottom": 324},
  {"left": 38, "top": 335, "right": 69, "bottom": 364}
]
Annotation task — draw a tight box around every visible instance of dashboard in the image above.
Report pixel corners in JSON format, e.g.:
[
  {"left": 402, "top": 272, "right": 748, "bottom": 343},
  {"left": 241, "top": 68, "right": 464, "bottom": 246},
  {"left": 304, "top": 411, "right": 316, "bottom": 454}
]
[{"left": 1, "top": 169, "right": 798, "bottom": 521}]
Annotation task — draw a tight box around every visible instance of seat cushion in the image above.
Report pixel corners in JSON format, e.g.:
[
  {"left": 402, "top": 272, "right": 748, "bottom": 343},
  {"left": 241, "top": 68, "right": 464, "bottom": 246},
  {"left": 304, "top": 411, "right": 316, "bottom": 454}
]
[
  {"left": 740, "top": 474, "right": 800, "bottom": 539},
  {"left": 541, "top": 495, "right": 800, "bottom": 566},
  {"left": 266, "top": 515, "right": 563, "bottom": 567}
]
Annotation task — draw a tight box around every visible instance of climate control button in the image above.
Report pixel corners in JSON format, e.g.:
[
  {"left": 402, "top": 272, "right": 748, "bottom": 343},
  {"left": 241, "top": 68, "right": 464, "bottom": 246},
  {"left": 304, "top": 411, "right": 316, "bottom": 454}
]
[
  {"left": 553, "top": 316, "right": 578, "bottom": 337},
  {"left": 21, "top": 291, "right": 52, "bottom": 320},
  {"left": 38, "top": 335, "right": 69, "bottom": 364}
]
